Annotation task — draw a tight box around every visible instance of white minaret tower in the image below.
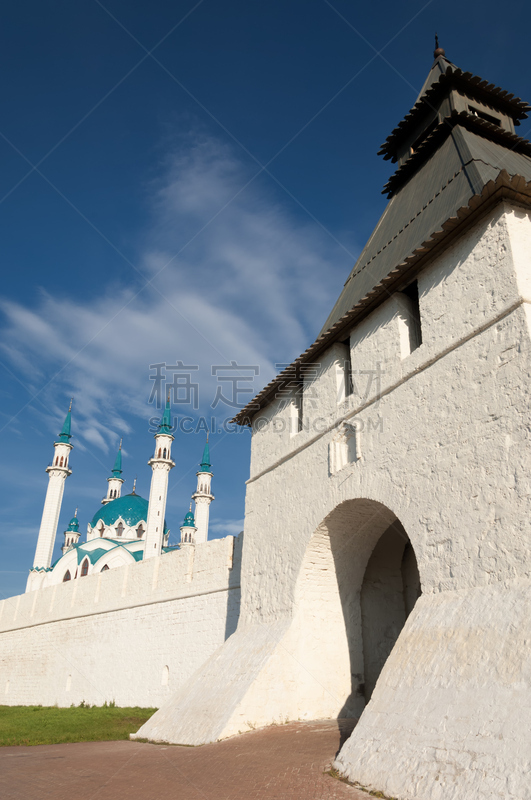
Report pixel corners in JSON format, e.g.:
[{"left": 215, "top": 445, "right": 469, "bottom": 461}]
[
  {"left": 180, "top": 503, "right": 197, "bottom": 545},
  {"left": 191, "top": 436, "right": 214, "bottom": 544},
  {"left": 144, "top": 397, "right": 175, "bottom": 559},
  {"left": 28, "top": 402, "right": 74, "bottom": 589},
  {"left": 102, "top": 439, "right": 124, "bottom": 504}
]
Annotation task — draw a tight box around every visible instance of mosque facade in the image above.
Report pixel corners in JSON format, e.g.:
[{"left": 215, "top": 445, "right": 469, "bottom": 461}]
[{"left": 25, "top": 398, "right": 214, "bottom": 592}]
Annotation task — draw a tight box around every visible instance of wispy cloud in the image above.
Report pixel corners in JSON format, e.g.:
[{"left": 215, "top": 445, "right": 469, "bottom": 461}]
[
  {"left": 0, "top": 130, "right": 350, "bottom": 451},
  {"left": 209, "top": 518, "right": 245, "bottom": 537}
]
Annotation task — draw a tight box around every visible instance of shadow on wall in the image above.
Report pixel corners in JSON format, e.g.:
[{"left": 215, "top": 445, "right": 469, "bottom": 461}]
[
  {"left": 297, "top": 499, "right": 421, "bottom": 721},
  {"left": 224, "top": 532, "right": 243, "bottom": 640}
]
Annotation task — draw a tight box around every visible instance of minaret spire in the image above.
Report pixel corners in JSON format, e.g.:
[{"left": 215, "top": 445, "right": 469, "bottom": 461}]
[
  {"left": 28, "top": 403, "right": 74, "bottom": 591},
  {"left": 102, "top": 438, "right": 125, "bottom": 505},
  {"left": 191, "top": 435, "right": 214, "bottom": 544},
  {"left": 144, "top": 395, "right": 175, "bottom": 558}
]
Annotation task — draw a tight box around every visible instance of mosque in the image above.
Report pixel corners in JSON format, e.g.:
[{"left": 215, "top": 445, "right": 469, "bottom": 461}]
[{"left": 25, "top": 398, "right": 214, "bottom": 592}]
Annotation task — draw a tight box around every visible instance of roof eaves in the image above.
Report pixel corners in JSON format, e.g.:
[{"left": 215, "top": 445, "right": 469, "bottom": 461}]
[
  {"left": 383, "top": 112, "right": 531, "bottom": 196},
  {"left": 379, "top": 67, "right": 530, "bottom": 160},
  {"left": 231, "top": 170, "right": 531, "bottom": 426}
]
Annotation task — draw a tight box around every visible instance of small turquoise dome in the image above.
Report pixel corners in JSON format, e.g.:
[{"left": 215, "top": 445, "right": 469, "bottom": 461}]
[
  {"left": 182, "top": 510, "right": 195, "bottom": 527},
  {"left": 67, "top": 515, "right": 79, "bottom": 532},
  {"left": 91, "top": 493, "right": 148, "bottom": 529}
]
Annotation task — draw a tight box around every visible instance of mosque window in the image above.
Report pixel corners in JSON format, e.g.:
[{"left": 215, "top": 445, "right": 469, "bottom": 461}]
[
  {"left": 60, "top": 457, "right": 64, "bottom": 467},
  {"left": 136, "top": 524, "right": 144, "bottom": 538},
  {"left": 163, "top": 448, "right": 167, "bottom": 459},
  {"left": 101, "top": 564, "right": 109, "bottom": 572},
  {"left": 158, "top": 448, "right": 162, "bottom": 458},
  {"left": 63, "top": 570, "right": 71, "bottom": 582},
  {"left": 116, "top": 522, "right": 124, "bottom": 537},
  {"left": 80, "top": 559, "right": 89, "bottom": 577}
]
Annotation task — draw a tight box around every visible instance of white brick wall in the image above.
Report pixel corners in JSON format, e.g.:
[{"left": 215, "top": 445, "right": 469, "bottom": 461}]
[{"left": 0, "top": 536, "right": 241, "bottom": 707}]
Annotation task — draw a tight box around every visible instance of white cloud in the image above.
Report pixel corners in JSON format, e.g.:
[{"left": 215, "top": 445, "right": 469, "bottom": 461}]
[
  {"left": 209, "top": 518, "right": 245, "bottom": 537},
  {"left": 0, "top": 131, "right": 349, "bottom": 452}
]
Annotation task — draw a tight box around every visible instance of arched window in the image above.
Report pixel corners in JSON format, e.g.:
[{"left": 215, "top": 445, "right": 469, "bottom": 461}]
[
  {"left": 63, "top": 570, "right": 71, "bottom": 582},
  {"left": 158, "top": 448, "right": 161, "bottom": 458},
  {"left": 59, "top": 456, "right": 64, "bottom": 467},
  {"left": 163, "top": 448, "right": 167, "bottom": 459},
  {"left": 101, "top": 564, "right": 109, "bottom": 572},
  {"left": 64, "top": 458, "right": 68, "bottom": 467},
  {"left": 116, "top": 522, "right": 124, "bottom": 537},
  {"left": 80, "top": 559, "right": 89, "bottom": 577},
  {"left": 136, "top": 524, "right": 144, "bottom": 539}
]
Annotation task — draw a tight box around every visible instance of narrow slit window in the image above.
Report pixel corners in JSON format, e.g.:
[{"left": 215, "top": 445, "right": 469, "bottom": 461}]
[
  {"left": 397, "top": 280, "right": 422, "bottom": 358},
  {"left": 468, "top": 106, "right": 500, "bottom": 127},
  {"left": 292, "top": 384, "right": 303, "bottom": 433},
  {"left": 342, "top": 338, "right": 353, "bottom": 398}
]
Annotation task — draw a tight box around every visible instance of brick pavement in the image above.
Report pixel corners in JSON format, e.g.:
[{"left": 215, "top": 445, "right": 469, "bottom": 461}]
[{"left": 0, "top": 719, "right": 373, "bottom": 800}]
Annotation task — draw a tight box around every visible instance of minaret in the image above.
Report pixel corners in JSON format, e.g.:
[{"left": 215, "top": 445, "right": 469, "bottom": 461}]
[
  {"left": 191, "top": 436, "right": 214, "bottom": 544},
  {"left": 62, "top": 509, "right": 80, "bottom": 554},
  {"left": 180, "top": 503, "right": 197, "bottom": 545},
  {"left": 144, "top": 397, "right": 175, "bottom": 559},
  {"left": 31, "top": 401, "right": 74, "bottom": 574},
  {"left": 102, "top": 439, "right": 124, "bottom": 504}
]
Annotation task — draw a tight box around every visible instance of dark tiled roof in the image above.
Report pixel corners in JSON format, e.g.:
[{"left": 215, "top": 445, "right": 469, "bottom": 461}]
[
  {"left": 379, "top": 56, "right": 530, "bottom": 162},
  {"left": 232, "top": 57, "right": 531, "bottom": 427},
  {"left": 318, "top": 127, "right": 531, "bottom": 335},
  {"left": 232, "top": 167, "right": 531, "bottom": 426}
]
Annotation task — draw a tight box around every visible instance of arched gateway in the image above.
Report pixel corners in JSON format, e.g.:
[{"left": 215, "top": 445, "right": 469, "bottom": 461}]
[{"left": 294, "top": 499, "right": 420, "bottom": 719}]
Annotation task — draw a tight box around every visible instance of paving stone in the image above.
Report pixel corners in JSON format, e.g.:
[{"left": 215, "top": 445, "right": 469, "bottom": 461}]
[{"left": 0, "top": 719, "right": 372, "bottom": 800}]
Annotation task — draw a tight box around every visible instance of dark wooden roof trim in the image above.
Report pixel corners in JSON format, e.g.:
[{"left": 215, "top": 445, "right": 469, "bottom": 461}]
[
  {"left": 383, "top": 113, "right": 531, "bottom": 197},
  {"left": 232, "top": 170, "right": 531, "bottom": 426},
  {"left": 378, "top": 67, "right": 530, "bottom": 161}
]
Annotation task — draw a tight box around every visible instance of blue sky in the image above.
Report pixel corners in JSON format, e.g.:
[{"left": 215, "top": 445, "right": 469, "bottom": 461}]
[{"left": 1, "top": 1, "right": 530, "bottom": 597}]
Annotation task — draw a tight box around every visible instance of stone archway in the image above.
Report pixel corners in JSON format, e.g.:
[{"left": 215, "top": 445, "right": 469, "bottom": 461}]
[
  {"left": 292, "top": 498, "right": 421, "bottom": 720},
  {"left": 360, "top": 518, "right": 421, "bottom": 701}
]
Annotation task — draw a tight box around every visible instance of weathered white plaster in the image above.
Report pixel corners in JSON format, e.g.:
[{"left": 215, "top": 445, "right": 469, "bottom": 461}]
[
  {"left": 0, "top": 536, "right": 241, "bottom": 708},
  {"left": 136, "top": 206, "right": 531, "bottom": 800}
]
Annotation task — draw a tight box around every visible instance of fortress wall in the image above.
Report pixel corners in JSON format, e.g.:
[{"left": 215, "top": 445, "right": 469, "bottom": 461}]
[
  {"left": 136, "top": 205, "right": 531, "bottom": 799},
  {"left": 0, "top": 535, "right": 241, "bottom": 708}
]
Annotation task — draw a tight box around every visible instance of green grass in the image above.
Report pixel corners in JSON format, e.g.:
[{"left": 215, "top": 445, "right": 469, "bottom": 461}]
[{"left": 0, "top": 704, "right": 157, "bottom": 746}]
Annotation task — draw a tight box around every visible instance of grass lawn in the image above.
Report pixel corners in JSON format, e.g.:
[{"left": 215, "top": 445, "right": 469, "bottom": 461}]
[{"left": 0, "top": 705, "right": 156, "bottom": 746}]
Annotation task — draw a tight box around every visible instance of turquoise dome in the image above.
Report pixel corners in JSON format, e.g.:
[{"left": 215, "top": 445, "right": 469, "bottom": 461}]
[
  {"left": 182, "top": 510, "right": 195, "bottom": 527},
  {"left": 67, "top": 515, "right": 79, "bottom": 532},
  {"left": 90, "top": 493, "right": 149, "bottom": 529}
]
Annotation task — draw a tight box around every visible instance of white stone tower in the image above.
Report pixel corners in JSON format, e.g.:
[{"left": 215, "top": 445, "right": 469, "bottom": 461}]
[
  {"left": 102, "top": 439, "right": 124, "bottom": 504},
  {"left": 144, "top": 398, "right": 175, "bottom": 559},
  {"left": 191, "top": 436, "right": 214, "bottom": 544},
  {"left": 28, "top": 402, "right": 74, "bottom": 588},
  {"left": 62, "top": 509, "right": 80, "bottom": 554},
  {"left": 180, "top": 504, "right": 197, "bottom": 545}
]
